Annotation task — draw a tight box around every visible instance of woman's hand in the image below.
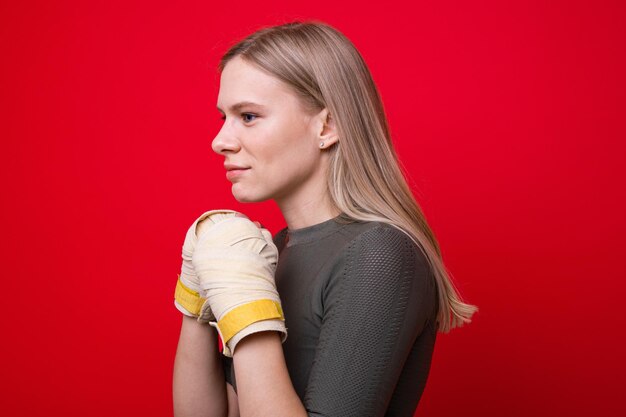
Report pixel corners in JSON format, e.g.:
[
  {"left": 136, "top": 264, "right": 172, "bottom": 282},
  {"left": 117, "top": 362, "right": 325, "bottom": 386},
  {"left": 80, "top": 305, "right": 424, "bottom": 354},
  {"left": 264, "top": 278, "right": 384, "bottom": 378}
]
[
  {"left": 174, "top": 209, "right": 239, "bottom": 320},
  {"left": 191, "top": 211, "right": 287, "bottom": 357},
  {"left": 246, "top": 218, "right": 264, "bottom": 229},
  {"left": 173, "top": 210, "right": 265, "bottom": 321}
]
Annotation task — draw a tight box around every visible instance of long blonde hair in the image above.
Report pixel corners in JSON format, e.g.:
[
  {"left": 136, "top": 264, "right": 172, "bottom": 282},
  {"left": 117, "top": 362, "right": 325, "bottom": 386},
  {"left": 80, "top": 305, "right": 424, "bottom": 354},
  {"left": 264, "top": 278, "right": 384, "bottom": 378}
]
[{"left": 217, "top": 20, "right": 478, "bottom": 332}]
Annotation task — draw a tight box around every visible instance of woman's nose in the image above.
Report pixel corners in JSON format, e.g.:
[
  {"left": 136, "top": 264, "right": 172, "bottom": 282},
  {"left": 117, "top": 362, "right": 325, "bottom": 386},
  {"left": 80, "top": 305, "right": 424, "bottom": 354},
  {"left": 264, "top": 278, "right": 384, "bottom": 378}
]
[{"left": 211, "top": 127, "right": 241, "bottom": 155}]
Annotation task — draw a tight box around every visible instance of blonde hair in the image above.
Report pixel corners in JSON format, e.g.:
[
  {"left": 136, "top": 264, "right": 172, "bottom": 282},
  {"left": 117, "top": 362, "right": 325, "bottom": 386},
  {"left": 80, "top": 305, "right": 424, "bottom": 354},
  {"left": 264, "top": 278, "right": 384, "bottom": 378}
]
[{"left": 217, "top": 20, "right": 478, "bottom": 333}]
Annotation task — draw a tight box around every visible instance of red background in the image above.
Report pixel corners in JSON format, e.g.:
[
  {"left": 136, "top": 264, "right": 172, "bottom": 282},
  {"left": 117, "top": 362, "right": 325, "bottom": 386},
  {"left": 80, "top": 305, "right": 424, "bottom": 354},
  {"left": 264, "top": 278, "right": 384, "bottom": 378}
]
[{"left": 1, "top": 1, "right": 624, "bottom": 416}]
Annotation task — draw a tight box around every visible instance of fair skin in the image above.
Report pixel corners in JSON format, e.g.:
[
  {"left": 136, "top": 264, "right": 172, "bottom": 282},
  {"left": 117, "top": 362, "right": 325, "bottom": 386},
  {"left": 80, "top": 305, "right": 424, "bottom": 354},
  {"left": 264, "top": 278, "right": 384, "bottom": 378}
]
[
  {"left": 212, "top": 56, "right": 341, "bottom": 229},
  {"left": 173, "top": 55, "right": 339, "bottom": 417}
]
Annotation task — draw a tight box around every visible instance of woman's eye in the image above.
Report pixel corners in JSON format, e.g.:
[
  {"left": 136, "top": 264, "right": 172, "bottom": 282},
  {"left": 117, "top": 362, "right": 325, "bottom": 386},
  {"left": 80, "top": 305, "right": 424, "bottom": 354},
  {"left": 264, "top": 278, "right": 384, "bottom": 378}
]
[
  {"left": 219, "top": 113, "right": 257, "bottom": 123},
  {"left": 241, "top": 113, "right": 257, "bottom": 123}
]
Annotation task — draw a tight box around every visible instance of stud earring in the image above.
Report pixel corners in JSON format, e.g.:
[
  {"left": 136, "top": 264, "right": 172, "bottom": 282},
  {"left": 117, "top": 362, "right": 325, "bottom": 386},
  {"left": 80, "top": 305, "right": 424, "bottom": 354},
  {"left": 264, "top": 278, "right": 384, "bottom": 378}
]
[{"left": 319, "top": 141, "right": 325, "bottom": 148}]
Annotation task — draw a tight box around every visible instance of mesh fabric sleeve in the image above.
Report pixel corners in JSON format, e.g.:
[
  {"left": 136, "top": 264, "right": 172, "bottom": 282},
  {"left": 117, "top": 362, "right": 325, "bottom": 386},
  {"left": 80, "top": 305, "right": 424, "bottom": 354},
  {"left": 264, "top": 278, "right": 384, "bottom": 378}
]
[{"left": 303, "top": 225, "right": 437, "bottom": 417}]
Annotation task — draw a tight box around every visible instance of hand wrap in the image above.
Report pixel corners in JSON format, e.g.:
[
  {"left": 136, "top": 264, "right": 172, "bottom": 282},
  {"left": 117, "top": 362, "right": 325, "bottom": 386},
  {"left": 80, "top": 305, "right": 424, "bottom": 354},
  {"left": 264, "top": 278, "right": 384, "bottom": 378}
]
[
  {"left": 189, "top": 210, "right": 287, "bottom": 357},
  {"left": 174, "top": 209, "right": 238, "bottom": 320}
]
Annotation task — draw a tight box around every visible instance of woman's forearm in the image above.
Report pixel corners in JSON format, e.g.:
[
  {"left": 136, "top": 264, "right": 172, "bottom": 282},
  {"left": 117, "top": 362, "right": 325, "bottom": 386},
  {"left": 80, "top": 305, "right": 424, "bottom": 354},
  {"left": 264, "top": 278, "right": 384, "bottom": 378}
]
[
  {"left": 233, "top": 331, "right": 307, "bottom": 417},
  {"left": 173, "top": 315, "right": 228, "bottom": 417}
]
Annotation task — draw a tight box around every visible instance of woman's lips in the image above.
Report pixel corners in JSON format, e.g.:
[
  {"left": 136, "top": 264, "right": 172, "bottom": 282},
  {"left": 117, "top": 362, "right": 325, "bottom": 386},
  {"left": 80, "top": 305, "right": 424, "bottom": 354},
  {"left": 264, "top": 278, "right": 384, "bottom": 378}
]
[{"left": 226, "top": 168, "right": 250, "bottom": 180}]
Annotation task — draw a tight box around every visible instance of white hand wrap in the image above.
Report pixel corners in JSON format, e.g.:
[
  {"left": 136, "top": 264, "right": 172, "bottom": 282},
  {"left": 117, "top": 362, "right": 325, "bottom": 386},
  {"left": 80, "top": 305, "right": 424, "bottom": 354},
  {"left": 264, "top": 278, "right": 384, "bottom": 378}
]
[
  {"left": 174, "top": 209, "right": 238, "bottom": 319},
  {"left": 191, "top": 212, "right": 287, "bottom": 357}
]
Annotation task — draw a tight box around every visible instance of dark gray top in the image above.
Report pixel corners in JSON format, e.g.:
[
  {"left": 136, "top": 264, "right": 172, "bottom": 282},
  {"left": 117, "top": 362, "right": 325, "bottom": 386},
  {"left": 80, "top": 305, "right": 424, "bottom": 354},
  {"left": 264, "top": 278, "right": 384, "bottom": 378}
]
[{"left": 222, "top": 213, "right": 439, "bottom": 416}]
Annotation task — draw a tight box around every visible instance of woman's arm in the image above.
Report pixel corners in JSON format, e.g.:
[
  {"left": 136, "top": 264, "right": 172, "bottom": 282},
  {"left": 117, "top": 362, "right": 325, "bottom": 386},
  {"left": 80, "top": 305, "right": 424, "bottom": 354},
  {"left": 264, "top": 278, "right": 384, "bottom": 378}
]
[
  {"left": 232, "top": 331, "right": 307, "bottom": 417},
  {"left": 173, "top": 315, "right": 229, "bottom": 417},
  {"left": 226, "top": 383, "right": 240, "bottom": 417}
]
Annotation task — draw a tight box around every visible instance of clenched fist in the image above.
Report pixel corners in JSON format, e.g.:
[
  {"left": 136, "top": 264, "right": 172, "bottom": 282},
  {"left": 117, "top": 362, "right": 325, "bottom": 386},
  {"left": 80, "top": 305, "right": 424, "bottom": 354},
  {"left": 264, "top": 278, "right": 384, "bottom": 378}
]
[{"left": 174, "top": 209, "right": 287, "bottom": 357}]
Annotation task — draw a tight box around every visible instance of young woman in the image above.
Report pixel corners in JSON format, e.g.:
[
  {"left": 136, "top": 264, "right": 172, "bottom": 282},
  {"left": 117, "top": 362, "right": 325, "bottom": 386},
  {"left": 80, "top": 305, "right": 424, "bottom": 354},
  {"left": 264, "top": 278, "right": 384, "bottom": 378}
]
[{"left": 172, "top": 21, "right": 478, "bottom": 417}]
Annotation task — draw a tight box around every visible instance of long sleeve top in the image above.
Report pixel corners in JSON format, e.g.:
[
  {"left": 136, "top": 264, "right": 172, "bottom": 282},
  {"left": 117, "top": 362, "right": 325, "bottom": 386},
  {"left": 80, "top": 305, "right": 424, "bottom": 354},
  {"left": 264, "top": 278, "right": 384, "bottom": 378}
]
[{"left": 222, "top": 213, "right": 439, "bottom": 417}]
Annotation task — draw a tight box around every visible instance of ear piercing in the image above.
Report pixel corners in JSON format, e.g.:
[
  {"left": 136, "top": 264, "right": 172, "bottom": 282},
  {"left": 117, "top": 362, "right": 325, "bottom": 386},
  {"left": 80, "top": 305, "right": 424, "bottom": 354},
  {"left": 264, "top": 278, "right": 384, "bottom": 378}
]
[{"left": 319, "top": 141, "right": 325, "bottom": 148}]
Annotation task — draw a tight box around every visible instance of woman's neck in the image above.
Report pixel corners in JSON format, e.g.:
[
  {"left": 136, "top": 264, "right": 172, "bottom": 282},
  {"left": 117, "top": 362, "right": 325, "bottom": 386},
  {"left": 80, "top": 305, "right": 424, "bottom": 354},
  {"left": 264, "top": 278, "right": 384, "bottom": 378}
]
[{"left": 277, "top": 194, "right": 341, "bottom": 231}]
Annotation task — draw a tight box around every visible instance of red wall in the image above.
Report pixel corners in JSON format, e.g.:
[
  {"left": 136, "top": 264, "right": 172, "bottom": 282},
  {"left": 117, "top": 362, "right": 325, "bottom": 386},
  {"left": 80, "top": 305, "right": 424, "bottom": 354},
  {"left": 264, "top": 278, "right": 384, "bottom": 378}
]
[{"left": 1, "top": 1, "right": 624, "bottom": 416}]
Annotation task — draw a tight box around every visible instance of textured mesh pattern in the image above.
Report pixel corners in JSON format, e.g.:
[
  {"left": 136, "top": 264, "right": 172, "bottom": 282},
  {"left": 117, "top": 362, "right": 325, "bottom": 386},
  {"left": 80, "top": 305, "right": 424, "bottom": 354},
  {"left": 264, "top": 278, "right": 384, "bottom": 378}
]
[
  {"left": 303, "top": 225, "right": 436, "bottom": 417},
  {"left": 222, "top": 223, "right": 437, "bottom": 417}
]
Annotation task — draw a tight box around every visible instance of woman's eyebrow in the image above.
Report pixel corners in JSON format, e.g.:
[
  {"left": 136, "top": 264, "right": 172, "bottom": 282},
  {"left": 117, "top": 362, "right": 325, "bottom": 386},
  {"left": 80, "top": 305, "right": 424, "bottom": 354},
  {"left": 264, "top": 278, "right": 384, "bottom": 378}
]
[{"left": 216, "top": 101, "right": 265, "bottom": 113}]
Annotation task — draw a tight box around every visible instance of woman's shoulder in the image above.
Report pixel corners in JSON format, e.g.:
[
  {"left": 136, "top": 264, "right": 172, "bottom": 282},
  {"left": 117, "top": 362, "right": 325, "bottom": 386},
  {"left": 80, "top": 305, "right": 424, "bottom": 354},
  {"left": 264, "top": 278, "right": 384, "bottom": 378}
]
[
  {"left": 329, "top": 216, "right": 417, "bottom": 248},
  {"left": 323, "top": 220, "right": 435, "bottom": 300},
  {"left": 341, "top": 221, "right": 424, "bottom": 263}
]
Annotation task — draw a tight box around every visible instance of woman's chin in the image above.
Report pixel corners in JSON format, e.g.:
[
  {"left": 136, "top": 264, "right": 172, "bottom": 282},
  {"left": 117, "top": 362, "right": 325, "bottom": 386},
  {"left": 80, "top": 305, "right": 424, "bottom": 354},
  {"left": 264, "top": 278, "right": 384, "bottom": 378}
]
[{"left": 232, "top": 187, "right": 267, "bottom": 203}]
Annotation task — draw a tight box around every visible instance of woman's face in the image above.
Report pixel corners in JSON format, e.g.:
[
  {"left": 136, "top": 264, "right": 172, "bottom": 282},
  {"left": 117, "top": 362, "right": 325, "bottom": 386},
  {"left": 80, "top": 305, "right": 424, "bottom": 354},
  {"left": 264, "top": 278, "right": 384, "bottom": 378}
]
[{"left": 212, "top": 56, "right": 325, "bottom": 204}]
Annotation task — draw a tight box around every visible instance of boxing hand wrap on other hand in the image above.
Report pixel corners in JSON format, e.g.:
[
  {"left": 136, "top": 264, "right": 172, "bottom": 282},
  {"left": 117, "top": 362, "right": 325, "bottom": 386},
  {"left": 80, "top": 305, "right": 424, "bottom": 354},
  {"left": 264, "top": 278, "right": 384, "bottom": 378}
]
[
  {"left": 174, "top": 209, "right": 239, "bottom": 320},
  {"left": 191, "top": 212, "right": 287, "bottom": 357}
]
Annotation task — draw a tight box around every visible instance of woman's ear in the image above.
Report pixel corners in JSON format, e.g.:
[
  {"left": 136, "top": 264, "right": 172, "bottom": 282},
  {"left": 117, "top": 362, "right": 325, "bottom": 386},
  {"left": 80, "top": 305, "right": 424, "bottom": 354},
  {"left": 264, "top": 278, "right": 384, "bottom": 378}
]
[{"left": 317, "top": 108, "right": 339, "bottom": 149}]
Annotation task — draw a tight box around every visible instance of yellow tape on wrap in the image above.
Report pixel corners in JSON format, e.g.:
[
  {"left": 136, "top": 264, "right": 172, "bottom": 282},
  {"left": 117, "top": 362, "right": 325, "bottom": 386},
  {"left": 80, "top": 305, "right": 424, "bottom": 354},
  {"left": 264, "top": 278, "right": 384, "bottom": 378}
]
[
  {"left": 217, "top": 299, "right": 285, "bottom": 344},
  {"left": 174, "top": 274, "right": 206, "bottom": 315}
]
